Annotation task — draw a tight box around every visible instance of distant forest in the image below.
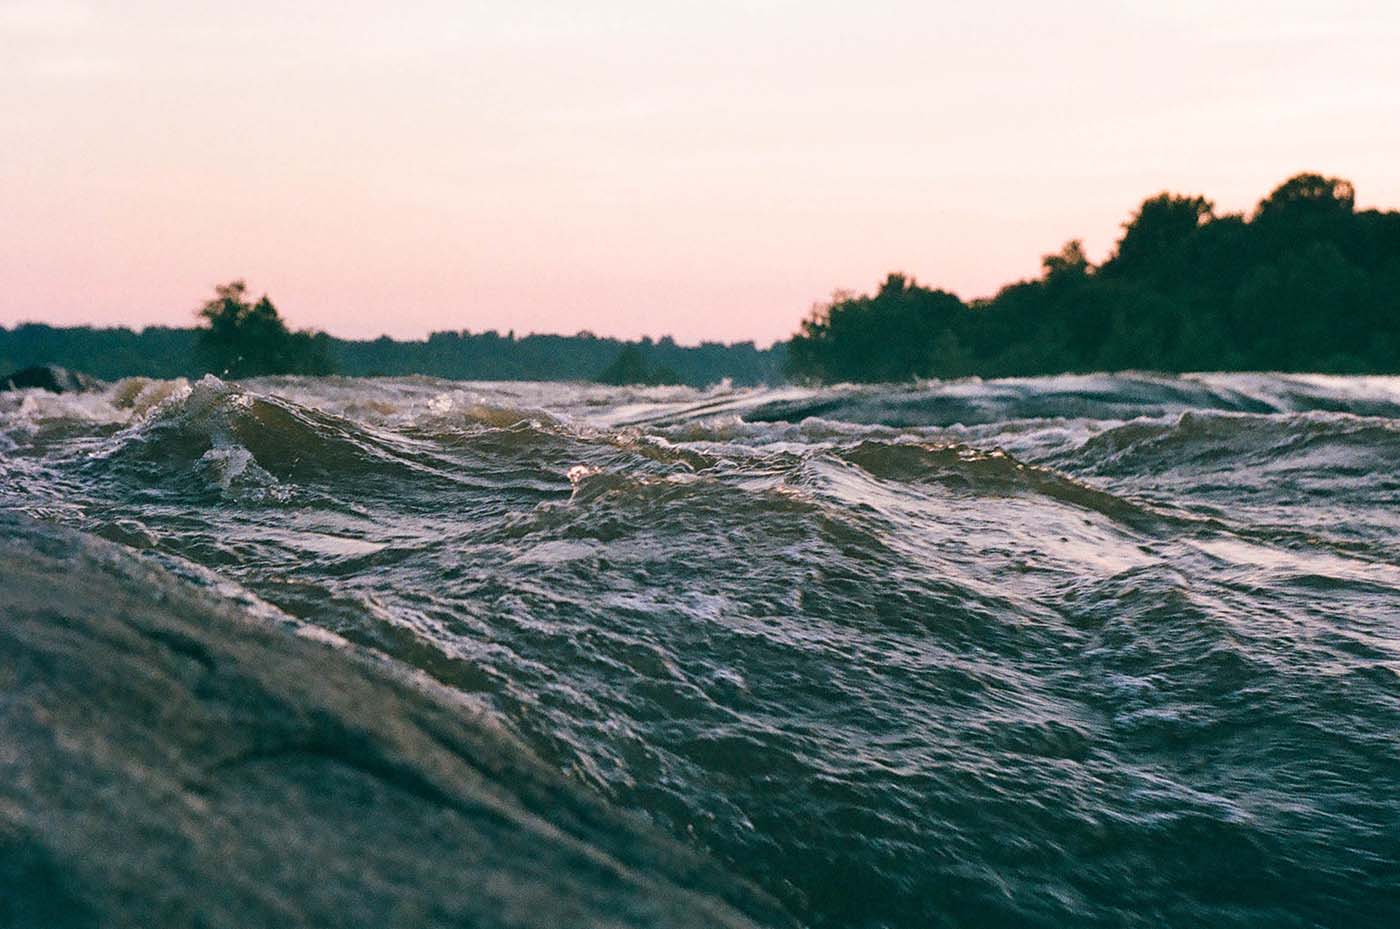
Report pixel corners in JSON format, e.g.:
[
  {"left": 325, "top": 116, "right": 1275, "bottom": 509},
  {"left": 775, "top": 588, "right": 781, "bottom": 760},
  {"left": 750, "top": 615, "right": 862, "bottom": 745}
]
[
  {"left": 0, "top": 320, "right": 785, "bottom": 387},
  {"left": 6, "top": 172, "right": 1398, "bottom": 387},
  {"left": 788, "top": 173, "right": 1400, "bottom": 381}
]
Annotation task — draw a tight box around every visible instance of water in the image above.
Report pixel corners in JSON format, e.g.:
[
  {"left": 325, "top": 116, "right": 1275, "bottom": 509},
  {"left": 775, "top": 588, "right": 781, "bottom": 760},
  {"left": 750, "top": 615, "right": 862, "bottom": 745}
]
[{"left": 3, "top": 372, "right": 1399, "bottom": 928}]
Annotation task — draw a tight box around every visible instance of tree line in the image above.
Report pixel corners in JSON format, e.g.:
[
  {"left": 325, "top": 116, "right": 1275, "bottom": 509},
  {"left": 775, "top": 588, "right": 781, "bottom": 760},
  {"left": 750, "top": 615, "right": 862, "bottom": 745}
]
[
  {"left": 787, "top": 173, "right": 1400, "bottom": 381},
  {"left": 7, "top": 172, "right": 1396, "bottom": 386},
  {"left": 1, "top": 285, "right": 784, "bottom": 387}
]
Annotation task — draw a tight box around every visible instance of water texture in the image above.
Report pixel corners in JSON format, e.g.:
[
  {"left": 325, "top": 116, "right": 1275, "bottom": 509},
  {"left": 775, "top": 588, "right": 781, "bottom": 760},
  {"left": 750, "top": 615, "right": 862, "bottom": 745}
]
[{"left": 2, "top": 372, "right": 1398, "bottom": 928}]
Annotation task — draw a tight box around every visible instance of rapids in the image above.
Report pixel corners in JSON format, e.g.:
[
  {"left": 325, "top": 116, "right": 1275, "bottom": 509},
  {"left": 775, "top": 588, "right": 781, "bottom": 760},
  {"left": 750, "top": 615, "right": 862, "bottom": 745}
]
[{"left": 2, "top": 372, "right": 1398, "bottom": 928}]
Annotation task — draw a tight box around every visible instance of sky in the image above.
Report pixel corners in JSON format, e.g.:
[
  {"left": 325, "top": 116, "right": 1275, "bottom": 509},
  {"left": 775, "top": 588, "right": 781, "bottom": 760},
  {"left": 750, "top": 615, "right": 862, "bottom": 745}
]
[{"left": 3, "top": 1, "right": 1399, "bottom": 345}]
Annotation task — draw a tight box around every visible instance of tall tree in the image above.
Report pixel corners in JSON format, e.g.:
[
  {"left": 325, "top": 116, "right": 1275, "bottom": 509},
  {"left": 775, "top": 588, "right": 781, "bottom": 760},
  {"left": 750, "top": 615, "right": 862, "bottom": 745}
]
[{"left": 195, "top": 281, "right": 334, "bottom": 378}]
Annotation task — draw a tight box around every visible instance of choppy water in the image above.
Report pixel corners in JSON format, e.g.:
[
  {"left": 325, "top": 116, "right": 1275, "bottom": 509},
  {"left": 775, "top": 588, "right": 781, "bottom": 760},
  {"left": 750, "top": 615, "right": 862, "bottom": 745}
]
[{"left": 3, "top": 372, "right": 1399, "bottom": 928}]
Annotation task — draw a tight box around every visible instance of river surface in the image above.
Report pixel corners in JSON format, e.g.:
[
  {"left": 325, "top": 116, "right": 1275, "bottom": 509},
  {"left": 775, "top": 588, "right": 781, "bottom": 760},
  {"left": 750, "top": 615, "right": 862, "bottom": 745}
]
[{"left": 3, "top": 373, "right": 1399, "bottom": 928}]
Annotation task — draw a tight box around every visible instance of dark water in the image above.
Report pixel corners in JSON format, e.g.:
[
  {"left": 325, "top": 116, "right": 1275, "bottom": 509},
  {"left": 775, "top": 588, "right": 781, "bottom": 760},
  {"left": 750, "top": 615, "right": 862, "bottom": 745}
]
[{"left": 3, "top": 372, "right": 1399, "bottom": 928}]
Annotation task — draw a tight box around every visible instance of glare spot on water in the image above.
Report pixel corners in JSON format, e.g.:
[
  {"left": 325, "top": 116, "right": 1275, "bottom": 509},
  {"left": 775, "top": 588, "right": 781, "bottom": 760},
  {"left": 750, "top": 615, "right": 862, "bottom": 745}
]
[
  {"left": 1191, "top": 537, "right": 1400, "bottom": 588},
  {"left": 568, "top": 464, "right": 600, "bottom": 486}
]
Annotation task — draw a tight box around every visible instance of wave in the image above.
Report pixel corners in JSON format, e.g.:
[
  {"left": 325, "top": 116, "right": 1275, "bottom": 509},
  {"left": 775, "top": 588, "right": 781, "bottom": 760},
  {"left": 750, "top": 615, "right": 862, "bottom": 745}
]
[
  {"left": 745, "top": 372, "right": 1400, "bottom": 427},
  {"left": 54, "top": 376, "right": 574, "bottom": 501},
  {"left": 1059, "top": 408, "right": 1400, "bottom": 477}
]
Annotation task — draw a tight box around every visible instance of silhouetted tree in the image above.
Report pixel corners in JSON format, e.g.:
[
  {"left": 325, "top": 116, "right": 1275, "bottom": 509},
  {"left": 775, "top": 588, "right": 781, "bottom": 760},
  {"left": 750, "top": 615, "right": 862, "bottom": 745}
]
[
  {"left": 1101, "top": 193, "right": 1214, "bottom": 282},
  {"left": 786, "top": 172, "right": 1400, "bottom": 381},
  {"left": 594, "top": 344, "right": 683, "bottom": 385},
  {"left": 1255, "top": 173, "right": 1355, "bottom": 221},
  {"left": 788, "top": 274, "right": 967, "bottom": 382},
  {"left": 194, "top": 281, "right": 334, "bottom": 378},
  {"left": 1, "top": 322, "right": 784, "bottom": 387},
  {"left": 1041, "top": 240, "right": 1091, "bottom": 281}
]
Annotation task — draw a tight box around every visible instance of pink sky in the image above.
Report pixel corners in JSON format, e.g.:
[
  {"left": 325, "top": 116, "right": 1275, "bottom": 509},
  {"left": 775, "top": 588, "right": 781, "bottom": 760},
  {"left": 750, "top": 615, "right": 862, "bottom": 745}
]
[{"left": 3, "top": 1, "right": 1399, "bottom": 344}]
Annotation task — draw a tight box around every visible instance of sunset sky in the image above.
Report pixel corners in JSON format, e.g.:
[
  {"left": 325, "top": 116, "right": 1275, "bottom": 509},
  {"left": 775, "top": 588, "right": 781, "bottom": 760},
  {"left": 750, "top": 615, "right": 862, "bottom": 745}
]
[{"left": 3, "top": 1, "right": 1398, "bottom": 344}]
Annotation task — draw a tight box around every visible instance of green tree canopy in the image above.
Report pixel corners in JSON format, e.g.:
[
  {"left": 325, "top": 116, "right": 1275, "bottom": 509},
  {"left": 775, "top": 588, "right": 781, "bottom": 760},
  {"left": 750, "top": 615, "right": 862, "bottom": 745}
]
[
  {"left": 1255, "top": 173, "right": 1355, "bottom": 220},
  {"left": 786, "top": 172, "right": 1400, "bottom": 382},
  {"left": 1102, "top": 193, "right": 1214, "bottom": 279},
  {"left": 195, "top": 281, "right": 334, "bottom": 378},
  {"left": 788, "top": 274, "right": 967, "bottom": 382},
  {"left": 594, "top": 344, "right": 682, "bottom": 386}
]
